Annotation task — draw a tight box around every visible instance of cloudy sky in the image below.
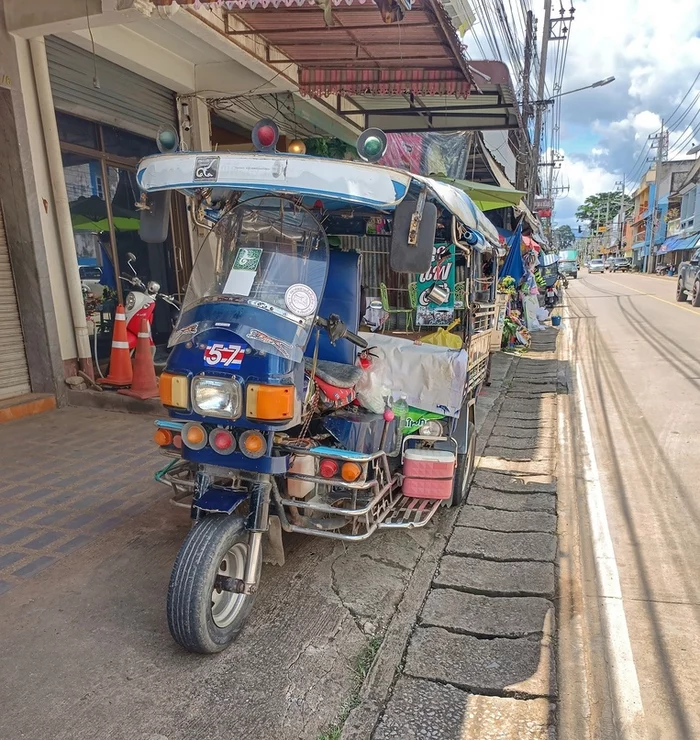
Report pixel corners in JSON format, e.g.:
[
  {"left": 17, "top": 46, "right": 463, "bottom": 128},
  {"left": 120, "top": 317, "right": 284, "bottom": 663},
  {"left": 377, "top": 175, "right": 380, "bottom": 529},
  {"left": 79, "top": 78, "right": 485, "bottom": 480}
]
[{"left": 467, "top": 0, "right": 700, "bottom": 228}]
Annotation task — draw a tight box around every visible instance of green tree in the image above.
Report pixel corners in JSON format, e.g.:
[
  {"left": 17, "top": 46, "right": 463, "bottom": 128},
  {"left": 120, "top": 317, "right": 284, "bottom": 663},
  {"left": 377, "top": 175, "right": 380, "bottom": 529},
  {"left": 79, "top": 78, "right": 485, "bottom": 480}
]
[
  {"left": 575, "top": 191, "right": 634, "bottom": 231},
  {"left": 553, "top": 224, "right": 575, "bottom": 249}
]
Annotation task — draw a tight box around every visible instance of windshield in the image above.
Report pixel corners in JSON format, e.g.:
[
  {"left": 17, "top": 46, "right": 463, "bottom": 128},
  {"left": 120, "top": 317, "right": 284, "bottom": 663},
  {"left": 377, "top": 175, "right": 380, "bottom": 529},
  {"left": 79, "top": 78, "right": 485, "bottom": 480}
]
[
  {"left": 591, "top": 260, "right": 603, "bottom": 266},
  {"left": 172, "top": 197, "right": 328, "bottom": 362}
]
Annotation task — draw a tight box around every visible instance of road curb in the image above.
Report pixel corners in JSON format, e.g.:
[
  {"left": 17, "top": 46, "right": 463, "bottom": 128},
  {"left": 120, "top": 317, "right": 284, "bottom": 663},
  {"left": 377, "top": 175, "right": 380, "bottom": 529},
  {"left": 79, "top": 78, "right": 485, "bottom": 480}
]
[{"left": 341, "top": 354, "right": 519, "bottom": 740}]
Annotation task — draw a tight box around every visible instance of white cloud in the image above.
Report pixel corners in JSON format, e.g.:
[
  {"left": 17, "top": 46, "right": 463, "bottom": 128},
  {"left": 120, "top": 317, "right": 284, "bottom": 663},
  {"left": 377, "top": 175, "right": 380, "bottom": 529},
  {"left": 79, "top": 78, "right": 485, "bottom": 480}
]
[
  {"left": 542, "top": 0, "right": 700, "bottom": 216},
  {"left": 464, "top": 0, "right": 700, "bottom": 219}
]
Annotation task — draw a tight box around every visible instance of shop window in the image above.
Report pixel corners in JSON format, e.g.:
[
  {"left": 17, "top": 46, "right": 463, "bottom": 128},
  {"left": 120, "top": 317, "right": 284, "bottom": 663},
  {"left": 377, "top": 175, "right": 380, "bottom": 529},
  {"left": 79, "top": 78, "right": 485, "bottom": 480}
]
[
  {"left": 56, "top": 112, "right": 99, "bottom": 149},
  {"left": 102, "top": 124, "right": 158, "bottom": 160},
  {"left": 58, "top": 113, "right": 184, "bottom": 370}
]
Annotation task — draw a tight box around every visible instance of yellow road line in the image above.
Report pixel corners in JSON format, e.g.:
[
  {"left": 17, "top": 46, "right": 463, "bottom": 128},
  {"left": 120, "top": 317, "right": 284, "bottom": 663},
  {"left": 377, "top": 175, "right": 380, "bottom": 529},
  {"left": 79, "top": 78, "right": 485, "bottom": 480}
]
[{"left": 605, "top": 276, "right": 700, "bottom": 316}]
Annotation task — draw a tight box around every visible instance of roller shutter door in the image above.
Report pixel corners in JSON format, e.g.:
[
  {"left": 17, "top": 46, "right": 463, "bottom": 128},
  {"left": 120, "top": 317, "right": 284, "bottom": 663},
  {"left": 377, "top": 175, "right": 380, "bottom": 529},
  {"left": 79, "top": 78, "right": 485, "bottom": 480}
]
[
  {"left": 0, "top": 207, "right": 31, "bottom": 401},
  {"left": 45, "top": 36, "right": 176, "bottom": 136}
]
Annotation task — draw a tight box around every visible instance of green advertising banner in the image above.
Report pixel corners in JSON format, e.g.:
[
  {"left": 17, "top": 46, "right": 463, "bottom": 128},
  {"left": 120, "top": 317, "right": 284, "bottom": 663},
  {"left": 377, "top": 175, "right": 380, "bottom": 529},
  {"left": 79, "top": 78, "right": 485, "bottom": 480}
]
[{"left": 416, "top": 243, "right": 456, "bottom": 327}]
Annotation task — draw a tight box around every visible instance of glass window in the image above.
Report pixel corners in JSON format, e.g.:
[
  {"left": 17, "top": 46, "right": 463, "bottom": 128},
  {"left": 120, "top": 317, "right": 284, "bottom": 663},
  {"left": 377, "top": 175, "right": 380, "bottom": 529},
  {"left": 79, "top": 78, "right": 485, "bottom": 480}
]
[
  {"left": 62, "top": 151, "right": 118, "bottom": 361},
  {"left": 56, "top": 112, "right": 99, "bottom": 149},
  {"left": 107, "top": 166, "right": 178, "bottom": 346},
  {"left": 102, "top": 124, "right": 158, "bottom": 160}
]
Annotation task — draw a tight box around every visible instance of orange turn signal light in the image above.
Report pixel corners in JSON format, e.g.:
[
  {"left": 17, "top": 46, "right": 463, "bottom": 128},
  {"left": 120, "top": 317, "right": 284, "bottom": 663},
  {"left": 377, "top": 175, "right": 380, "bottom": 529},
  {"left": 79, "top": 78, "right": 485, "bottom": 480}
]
[
  {"left": 182, "top": 422, "right": 207, "bottom": 450},
  {"left": 341, "top": 462, "right": 363, "bottom": 482},
  {"left": 154, "top": 428, "right": 173, "bottom": 447},
  {"left": 246, "top": 383, "right": 294, "bottom": 421},
  {"left": 239, "top": 430, "right": 266, "bottom": 459},
  {"left": 159, "top": 372, "right": 188, "bottom": 409}
]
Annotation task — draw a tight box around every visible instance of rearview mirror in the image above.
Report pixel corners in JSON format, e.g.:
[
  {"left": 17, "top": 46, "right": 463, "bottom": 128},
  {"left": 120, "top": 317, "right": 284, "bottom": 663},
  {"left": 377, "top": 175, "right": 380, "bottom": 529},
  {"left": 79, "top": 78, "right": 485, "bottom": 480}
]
[
  {"left": 390, "top": 199, "right": 437, "bottom": 274},
  {"left": 139, "top": 191, "right": 172, "bottom": 244}
]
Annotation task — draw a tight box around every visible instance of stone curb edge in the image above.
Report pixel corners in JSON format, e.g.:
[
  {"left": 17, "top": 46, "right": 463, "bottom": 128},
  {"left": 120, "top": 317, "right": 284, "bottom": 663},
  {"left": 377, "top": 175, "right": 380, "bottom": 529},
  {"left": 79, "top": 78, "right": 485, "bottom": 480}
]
[{"left": 341, "top": 355, "right": 521, "bottom": 739}]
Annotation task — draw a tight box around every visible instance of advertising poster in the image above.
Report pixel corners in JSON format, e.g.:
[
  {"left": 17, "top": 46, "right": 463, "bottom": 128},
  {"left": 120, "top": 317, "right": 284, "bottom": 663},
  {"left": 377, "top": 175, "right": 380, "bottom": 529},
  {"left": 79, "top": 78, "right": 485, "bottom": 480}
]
[
  {"left": 379, "top": 133, "right": 424, "bottom": 173},
  {"left": 416, "top": 243, "right": 456, "bottom": 327}
]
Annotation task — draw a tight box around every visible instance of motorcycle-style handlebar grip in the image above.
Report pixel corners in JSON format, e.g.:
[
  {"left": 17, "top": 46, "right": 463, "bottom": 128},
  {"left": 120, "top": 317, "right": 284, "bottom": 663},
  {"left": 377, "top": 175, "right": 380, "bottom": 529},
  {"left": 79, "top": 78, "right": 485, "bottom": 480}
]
[{"left": 344, "top": 329, "right": 368, "bottom": 349}]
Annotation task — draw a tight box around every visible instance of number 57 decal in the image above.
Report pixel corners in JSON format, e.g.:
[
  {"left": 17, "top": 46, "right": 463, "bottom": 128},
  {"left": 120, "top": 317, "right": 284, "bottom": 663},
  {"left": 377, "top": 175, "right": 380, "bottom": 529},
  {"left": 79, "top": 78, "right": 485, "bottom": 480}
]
[{"left": 203, "top": 342, "right": 245, "bottom": 367}]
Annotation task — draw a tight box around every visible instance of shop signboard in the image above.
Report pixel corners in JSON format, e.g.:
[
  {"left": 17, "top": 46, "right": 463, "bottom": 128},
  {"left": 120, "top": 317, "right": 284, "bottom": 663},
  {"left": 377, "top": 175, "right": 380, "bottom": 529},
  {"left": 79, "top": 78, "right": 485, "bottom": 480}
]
[{"left": 416, "top": 243, "right": 456, "bottom": 327}]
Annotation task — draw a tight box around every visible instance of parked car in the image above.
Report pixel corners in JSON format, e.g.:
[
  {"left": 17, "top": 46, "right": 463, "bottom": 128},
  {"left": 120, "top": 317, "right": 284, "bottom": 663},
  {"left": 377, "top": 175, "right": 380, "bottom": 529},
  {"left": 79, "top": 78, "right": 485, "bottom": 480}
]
[
  {"left": 589, "top": 259, "right": 605, "bottom": 274},
  {"left": 610, "top": 257, "right": 632, "bottom": 272},
  {"left": 559, "top": 259, "right": 578, "bottom": 279},
  {"left": 676, "top": 247, "right": 700, "bottom": 306}
]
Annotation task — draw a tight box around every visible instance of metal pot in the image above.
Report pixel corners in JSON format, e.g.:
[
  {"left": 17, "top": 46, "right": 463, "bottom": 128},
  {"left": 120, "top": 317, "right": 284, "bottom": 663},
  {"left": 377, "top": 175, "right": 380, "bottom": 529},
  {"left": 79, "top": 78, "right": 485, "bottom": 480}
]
[{"left": 427, "top": 283, "right": 450, "bottom": 305}]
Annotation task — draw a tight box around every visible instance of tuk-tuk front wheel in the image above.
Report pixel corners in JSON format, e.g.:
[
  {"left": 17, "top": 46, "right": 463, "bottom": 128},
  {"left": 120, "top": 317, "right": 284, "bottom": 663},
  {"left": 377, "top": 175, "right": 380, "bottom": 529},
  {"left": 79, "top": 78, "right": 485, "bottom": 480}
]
[{"left": 167, "top": 515, "right": 261, "bottom": 654}]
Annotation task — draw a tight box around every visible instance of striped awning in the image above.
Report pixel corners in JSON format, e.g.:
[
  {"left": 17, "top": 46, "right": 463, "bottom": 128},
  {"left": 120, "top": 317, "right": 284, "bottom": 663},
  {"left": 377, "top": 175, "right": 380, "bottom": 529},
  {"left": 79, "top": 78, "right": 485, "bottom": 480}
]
[{"left": 299, "top": 68, "right": 471, "bottom": 97}]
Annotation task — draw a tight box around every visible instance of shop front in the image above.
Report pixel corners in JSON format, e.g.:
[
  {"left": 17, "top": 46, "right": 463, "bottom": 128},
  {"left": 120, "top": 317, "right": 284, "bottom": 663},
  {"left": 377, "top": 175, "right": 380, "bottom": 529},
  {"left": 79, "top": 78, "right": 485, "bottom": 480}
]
[{"left": 46, "top": 37, "right": 191, "bottom": 371}]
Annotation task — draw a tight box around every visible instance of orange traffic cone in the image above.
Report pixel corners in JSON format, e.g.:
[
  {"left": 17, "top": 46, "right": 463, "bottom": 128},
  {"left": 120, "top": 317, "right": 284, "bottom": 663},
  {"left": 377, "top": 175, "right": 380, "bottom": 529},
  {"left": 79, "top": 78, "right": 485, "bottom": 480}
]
[
  {"left": 98, "top": 304, "right": 133, "bottom": 388},
  {"left": 118, "top": 319, "right": 159, "bottom": 400}
]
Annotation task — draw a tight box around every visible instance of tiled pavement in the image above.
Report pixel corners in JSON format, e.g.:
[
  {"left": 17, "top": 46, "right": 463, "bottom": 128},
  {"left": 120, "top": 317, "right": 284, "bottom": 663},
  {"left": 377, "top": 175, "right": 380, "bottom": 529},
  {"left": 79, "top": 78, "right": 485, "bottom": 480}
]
[
  {"left": 0, "top": 407, "right": 165, "bottom": 595},
  {"left": 371, "top": 330, "right": 561, "bottom": 739}
]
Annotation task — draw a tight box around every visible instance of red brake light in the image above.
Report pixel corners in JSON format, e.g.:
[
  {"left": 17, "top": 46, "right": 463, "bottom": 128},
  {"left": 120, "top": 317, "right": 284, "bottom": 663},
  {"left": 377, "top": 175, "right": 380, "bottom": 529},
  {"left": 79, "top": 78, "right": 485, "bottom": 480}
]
[
  {"left": 209, "top": 429, "right": 235, "bottom": 455},
  {"left": 319, "top": 459, "right": 338, "bottom": 478}
]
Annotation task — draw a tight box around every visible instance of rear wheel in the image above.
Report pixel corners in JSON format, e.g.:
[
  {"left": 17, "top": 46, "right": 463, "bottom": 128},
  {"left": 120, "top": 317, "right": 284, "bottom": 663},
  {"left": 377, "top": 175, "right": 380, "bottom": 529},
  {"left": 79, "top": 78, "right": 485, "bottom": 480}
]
[
  {"left": 167, "top": 515, "right": 260, "bottom": 654},
  {"left": 676, "top": 279, "right": 687, "bottom": 302},
  {"left": 692, "top": 281, "right": 700, "bottom": 308},
  {"left": 450, "top": 419, "right": 476, "bottom": 507}
]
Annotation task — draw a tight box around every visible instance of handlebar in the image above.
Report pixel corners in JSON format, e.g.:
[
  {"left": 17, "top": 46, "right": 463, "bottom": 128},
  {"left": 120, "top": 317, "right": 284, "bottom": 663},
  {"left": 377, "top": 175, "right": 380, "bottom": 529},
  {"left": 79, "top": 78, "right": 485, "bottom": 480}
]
[
  {"left": 316, "top": 315, "right": 368, "bottom": 349},
  {"left": 343, "top": 328, "right": 369, "bottom": 349},
  {"left": 159, "top": 294, "right": 180, "bottom": 309}
]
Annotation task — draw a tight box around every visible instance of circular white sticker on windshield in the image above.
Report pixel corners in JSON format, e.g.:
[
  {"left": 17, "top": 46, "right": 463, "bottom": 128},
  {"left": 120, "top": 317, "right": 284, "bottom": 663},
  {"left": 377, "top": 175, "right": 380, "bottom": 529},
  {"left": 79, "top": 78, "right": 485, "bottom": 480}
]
[{"left": 285, "top": 284, "right": 317, "bottom": 317}]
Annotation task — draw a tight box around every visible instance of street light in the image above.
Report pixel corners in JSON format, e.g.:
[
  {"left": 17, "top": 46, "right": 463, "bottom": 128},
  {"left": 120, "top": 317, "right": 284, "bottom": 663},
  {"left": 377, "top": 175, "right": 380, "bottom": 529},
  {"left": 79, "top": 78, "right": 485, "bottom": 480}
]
[{"left": 534, "top": 76, "right": 615, "bottom": 105}]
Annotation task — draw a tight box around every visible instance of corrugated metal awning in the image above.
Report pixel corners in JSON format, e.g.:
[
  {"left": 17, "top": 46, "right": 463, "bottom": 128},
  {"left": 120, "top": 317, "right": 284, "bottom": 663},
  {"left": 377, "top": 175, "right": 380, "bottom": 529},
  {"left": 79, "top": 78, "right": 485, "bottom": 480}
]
[{"left": 298, "top": 68, "right": 471, "bottom": 97}]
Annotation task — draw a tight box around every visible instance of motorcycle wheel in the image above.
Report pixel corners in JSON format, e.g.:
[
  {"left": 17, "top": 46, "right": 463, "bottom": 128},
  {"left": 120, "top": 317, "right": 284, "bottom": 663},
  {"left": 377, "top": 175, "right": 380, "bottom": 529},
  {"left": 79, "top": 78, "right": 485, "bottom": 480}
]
[
  {"left": 167, "top": 515, "right": 260, "bottom": 654},
  {"left": 693, "top": 281, "right": 700, "bottom": 308},
  {"left": 676, "top": 280, "right": 687, "bottom": 302},
  {"left": 450, "top": 420, "right": 476, "bottom": 507}
]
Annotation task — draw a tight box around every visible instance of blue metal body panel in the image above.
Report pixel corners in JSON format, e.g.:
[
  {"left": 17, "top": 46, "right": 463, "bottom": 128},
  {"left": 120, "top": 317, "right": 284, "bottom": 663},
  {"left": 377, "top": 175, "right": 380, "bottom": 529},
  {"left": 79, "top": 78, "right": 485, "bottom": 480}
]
[
  {"left": 193, "top": 487, "right": 248, "bottom": 514},
  {"left": 304, "top": 250, "right": 361, "bottom": 365},
  {"left": 182, "top": 445, "right": 289, "bottom": 474}
]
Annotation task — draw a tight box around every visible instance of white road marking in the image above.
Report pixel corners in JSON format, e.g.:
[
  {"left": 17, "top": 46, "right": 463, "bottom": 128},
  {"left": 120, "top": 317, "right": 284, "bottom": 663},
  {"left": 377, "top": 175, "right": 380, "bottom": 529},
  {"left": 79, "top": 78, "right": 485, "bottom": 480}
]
[{"left": 563, "top": 307, "right": 648, "bottom": 739}]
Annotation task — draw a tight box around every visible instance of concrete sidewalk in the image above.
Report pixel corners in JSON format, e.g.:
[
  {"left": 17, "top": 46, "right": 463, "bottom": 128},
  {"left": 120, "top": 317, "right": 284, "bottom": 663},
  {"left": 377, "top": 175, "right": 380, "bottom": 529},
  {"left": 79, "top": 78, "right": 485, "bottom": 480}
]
[
  {"left": 0, "top": 356, "right": 514, "bottom": 740},
  {"left": 343, "top": 330, "right": 561, "bottom": 739}
]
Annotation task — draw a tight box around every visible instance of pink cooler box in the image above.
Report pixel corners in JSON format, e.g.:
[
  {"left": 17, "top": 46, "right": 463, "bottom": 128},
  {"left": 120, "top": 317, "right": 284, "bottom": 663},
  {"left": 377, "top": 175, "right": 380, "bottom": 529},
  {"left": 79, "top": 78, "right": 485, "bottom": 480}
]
[{"left": 402, "top": 449, "right": 456, "bottom": 499}]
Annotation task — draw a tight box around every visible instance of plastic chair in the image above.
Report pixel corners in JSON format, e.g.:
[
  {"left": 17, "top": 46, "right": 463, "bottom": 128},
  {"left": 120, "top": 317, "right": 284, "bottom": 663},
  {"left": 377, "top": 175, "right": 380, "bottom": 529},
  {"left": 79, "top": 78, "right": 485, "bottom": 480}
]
[
  {"left": 380, "top": 282, "right": 415, "bottom": 333},
  {"left": 454, "top": 281, "right": 466, "bottom": 309}
]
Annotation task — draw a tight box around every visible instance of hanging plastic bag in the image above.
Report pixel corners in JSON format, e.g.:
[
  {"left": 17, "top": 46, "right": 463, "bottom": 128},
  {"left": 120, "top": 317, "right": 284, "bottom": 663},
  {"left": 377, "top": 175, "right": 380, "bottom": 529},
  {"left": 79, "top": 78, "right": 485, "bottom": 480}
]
[
  {"left": 355, "top": 356, "right": 388, "bottom": 414},
  {"left": 420, "top": 319, "right": 463, "bottom": 349}
]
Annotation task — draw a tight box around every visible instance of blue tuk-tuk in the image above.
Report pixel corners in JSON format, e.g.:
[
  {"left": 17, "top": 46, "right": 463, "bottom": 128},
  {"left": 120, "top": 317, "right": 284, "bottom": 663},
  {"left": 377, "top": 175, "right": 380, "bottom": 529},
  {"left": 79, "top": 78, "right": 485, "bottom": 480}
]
[{"left": 137, "top": 131, "right": 500, "bottom": 653}]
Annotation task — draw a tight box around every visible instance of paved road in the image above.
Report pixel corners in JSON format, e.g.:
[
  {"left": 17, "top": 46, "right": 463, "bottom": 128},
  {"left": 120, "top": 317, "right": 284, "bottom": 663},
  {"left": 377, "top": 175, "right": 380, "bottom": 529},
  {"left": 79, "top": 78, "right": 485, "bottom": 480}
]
[{"left": 565, "top": 271, "right": 700, "bottom": 739}]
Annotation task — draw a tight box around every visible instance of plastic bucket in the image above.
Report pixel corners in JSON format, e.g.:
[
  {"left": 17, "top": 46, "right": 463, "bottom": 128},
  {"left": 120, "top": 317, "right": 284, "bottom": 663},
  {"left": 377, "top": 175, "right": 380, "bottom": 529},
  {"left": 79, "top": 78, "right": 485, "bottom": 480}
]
[{"left": 551, "top": 315, "right": 562, "bottom": 327}]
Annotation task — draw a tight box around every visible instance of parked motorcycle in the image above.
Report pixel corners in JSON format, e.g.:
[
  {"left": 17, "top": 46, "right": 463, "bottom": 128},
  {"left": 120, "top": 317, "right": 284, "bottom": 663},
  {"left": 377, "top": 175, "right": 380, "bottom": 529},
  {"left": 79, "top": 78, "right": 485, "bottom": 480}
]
[
  {"left": 655, "top": 264, "right": 671, "bottom": 276},
  {"left": 120, "top": 252, "right": 180, "bottom": 351}
]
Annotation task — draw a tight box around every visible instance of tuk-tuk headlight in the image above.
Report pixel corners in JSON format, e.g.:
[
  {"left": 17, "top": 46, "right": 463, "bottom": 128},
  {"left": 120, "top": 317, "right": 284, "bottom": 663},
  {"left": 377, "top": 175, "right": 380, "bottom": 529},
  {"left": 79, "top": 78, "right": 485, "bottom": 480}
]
[
  {"left": 419, "top": 420, "right": 444, "bottom": 437},
  {"left": 191, "top": 377, "right": 242, "bottom": 419}
]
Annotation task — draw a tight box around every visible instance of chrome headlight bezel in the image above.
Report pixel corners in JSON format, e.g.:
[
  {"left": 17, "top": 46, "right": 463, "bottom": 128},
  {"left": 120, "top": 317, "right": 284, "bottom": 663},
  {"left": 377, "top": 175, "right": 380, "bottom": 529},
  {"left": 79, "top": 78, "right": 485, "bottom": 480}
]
[
  {"left": 418, "top": 420, "right": 444, "bottom": 437},
  {"left": 191, "top": 376, "right": 242, "bottom": 419}
]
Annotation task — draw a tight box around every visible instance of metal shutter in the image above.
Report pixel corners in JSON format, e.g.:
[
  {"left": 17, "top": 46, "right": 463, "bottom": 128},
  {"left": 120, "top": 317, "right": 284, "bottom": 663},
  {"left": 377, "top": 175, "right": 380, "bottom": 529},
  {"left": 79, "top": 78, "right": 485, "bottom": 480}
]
[
  {"left": 45, "top": 36, "right": 176, "bottom": 137},
  {"left": 0, "top": 207, "right": 31, "bottom": 401}
]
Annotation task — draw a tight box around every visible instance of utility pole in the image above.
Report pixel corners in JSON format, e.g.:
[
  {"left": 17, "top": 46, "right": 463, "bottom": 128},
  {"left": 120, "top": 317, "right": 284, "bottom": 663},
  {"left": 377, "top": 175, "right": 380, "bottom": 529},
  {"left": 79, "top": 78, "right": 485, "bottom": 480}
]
[
  {"left": 646, "top": 121, "right": 667, "bottom": 273},
  {"left": 528, "top": 0, "right": 552, "bottom": 209},
  {"left": 615, "top": 175, "right": 626, "bottom": 256},
  {"left": 517, "top": 10, "right": 535, "bottom": 192}
]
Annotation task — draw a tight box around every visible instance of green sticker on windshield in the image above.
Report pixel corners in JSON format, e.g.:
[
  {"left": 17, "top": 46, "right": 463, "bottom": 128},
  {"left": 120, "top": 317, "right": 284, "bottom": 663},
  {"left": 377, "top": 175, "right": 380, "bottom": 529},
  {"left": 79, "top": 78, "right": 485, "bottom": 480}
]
[{"left": 233, "top": 248, "right": 263, "bottom": 271}]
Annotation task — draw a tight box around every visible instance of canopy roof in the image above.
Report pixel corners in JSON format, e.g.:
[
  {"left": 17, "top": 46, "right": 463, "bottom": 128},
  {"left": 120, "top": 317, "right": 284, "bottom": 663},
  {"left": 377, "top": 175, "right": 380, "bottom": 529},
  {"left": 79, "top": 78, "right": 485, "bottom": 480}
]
[
  {"left": 153, "top": 0, "right": 520, "bottom": 133},
  {"left": 137, "top": 151, "right": 500, "bottom": 245},
  {"left": 435, "top": 177, "right": 525, "bottom": 212}
]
